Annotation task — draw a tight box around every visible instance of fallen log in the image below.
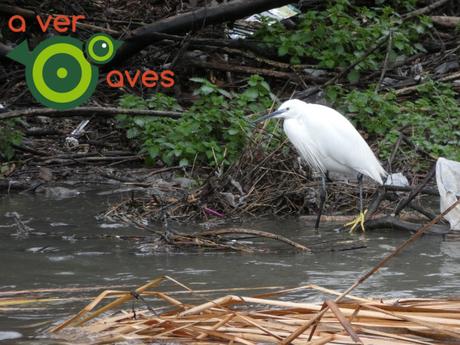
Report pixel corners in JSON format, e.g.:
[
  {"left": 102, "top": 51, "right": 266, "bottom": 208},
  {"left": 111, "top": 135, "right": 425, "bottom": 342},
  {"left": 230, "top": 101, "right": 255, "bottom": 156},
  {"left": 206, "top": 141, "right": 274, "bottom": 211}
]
[{"left": 109, "top": 0, "right": 297, "bottom": 67}]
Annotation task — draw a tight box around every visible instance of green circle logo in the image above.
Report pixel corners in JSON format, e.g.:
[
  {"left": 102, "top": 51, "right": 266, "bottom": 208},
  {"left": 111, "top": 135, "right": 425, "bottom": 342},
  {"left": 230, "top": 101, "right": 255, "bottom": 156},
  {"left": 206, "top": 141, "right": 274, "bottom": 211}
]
[
  {"left": 6, "top": 34, "right": 122, "bottom": 110},
  {"left": 31, "top": 41, "right": 95, "bottom": 108}
]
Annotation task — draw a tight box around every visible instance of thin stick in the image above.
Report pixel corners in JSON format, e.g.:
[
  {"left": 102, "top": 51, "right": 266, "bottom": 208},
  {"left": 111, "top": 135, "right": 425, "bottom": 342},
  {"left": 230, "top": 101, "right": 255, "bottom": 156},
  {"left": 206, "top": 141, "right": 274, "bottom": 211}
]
[
  {"left": 375, "top": 31, "right": 393, "bottom": 93},
  {"left": 0, "top": 107, "right": 182, "bottom": 121},
  {"left": 403, "top": 0, "right": 450, "bottom": 20},
  {"left": 280, "top": 198, "right": 460, "bottom": 344},
  {"left": 197, "top": 228, "right": 310, "bottom": 252}
]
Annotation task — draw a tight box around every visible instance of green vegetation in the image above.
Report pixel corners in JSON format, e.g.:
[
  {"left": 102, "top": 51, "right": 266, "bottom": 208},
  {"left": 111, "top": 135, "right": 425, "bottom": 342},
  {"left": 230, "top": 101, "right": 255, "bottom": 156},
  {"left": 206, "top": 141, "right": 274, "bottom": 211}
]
[
  {"left": 0, "top": 120, "right": 23, "bottom": 161},
  {"left": 118, "top": 76, "right": 459, "bottom": 169},
  {"left": 326, "top": 81, "right": 460, "bottom": 162},
  {"left": 117, "top": 75, "right": 276, "bottom": 167},
  {"left": 255, "top": 0, "right": 430, "bottom": 82}
]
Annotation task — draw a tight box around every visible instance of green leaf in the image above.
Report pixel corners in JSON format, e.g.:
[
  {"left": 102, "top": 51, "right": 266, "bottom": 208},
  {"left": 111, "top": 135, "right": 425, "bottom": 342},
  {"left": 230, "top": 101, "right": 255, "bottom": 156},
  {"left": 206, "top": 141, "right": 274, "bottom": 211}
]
[
  {"left": 189, "top": 77, "right": 208, "bottom": 84},
  {"left": 218, "top": 88, "right": 232, "bottom": 99},
  {"left": 347, "top": 69, "right": 360, "bottom": 84},
  {"left": 148, "top": 146, "right": 160, "bottom": 159},
  {"left": 414, "top": 43, "right": 426, "bottom": 52},
  {"left": 126, "top": 128, "right": 139, "bottom": 139},
  {"left": 243, "top": 88, "right": 259, "bottom": 100}
]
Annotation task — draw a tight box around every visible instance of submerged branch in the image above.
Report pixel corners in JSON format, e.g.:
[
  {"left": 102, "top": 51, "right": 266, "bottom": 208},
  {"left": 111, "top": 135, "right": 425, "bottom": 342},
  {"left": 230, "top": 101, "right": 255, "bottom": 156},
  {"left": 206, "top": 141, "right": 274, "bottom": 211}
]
[{"left": 197, "top": 227, "right": 311, "bottom": 252}]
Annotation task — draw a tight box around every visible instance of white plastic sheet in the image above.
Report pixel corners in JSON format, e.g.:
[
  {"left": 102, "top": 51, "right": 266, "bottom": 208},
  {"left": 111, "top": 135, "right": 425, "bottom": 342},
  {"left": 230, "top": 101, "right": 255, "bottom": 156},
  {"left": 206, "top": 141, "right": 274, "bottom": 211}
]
[
  {"left": 384, "top": 172, "right": 409, "bottom": 187},
  {"left": 436, "top": 157, "right": 460, "bottom": 230}
]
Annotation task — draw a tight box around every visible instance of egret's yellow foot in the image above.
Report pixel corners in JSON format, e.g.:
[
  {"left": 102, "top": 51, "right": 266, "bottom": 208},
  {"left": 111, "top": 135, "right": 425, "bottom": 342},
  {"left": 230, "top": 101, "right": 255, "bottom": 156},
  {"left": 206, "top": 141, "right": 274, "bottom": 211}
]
[{"left": 345, "top": 209, "right": 368, "bottom": 233}]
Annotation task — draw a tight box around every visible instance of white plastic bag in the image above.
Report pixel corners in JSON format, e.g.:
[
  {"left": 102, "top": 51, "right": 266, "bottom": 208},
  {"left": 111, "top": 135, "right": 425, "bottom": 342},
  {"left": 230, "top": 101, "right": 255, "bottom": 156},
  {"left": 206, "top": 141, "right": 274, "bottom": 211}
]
[{"left": 436, "top": 157, "right": 460, "bottom": 230}]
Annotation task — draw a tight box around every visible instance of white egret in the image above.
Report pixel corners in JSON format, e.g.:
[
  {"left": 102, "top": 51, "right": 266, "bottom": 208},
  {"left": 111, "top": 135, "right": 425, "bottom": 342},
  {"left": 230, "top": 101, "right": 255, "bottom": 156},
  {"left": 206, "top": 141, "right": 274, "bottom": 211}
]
[{"left": 256, "top": 99, "right": 387, "bottom": 231}]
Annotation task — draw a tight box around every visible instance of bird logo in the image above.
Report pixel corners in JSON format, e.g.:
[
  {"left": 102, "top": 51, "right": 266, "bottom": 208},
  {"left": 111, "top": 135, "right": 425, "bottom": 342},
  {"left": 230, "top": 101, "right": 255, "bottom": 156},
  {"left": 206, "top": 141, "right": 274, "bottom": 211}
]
[{"left": 7, "top": 34, "right": 122, "bottom": 110}]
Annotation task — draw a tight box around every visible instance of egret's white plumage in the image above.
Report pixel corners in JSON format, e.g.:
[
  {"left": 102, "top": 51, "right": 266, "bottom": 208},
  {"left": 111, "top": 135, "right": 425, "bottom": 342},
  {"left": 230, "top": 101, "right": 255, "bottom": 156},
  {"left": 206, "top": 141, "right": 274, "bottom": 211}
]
[{"left": 273, "top": 99, "right": 387, "bottom": 184}]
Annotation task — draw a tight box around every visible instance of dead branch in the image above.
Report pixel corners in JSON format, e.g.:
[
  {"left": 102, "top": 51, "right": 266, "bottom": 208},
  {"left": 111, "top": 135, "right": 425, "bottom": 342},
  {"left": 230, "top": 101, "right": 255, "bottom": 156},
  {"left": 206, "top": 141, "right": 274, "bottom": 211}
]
[
  {"left": 403, "top": 0, "right": 450, "bottom": 20},
  {"left": 395, "top": 71, "right": 460, "bottom": 95},
  {"left": 136, "top": 32, "right": 279, "bottom": 60},
  {"left": 0, "top": 107, "right": 182, "bottom": 121},
  {"left": 197, "top": 227, "right": 311, "bottom": 252}
]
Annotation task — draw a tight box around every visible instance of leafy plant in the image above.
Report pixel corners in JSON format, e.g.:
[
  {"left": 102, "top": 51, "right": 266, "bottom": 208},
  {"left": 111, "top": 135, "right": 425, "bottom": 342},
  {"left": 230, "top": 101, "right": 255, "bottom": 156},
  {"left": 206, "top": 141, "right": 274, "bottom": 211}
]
[
  {"left": 325, "top": 81, "right": 460, "bottom": 162},
  {"left": 255, "top": 0, "right": 431, "bottom": 82},
  {"left": 0, "top": 120, "right": 23, "bottom": 161},
  {"left": 117, "top": 75, "right": 276, "bottom": 167}
]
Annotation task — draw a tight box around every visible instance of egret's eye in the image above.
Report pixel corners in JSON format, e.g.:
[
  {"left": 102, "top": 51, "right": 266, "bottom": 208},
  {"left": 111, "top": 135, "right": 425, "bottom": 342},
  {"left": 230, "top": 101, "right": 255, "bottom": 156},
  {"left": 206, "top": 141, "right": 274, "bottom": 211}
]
[
  {"left": 86, "top": 34, "right": 116, "bottom": 64},
  {"left": 286, "top": 107, "right": 290, "bottom": 110}
]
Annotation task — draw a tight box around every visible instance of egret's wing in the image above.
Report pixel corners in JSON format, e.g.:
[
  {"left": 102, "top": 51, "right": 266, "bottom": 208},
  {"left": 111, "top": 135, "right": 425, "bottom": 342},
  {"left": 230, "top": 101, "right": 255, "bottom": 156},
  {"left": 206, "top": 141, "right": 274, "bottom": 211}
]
[
  {"left": 283, "top": 118, "right": 326, "bottom": 173},
  {"left": 287, "top": 104, "right": 387, "bottom": 184}
]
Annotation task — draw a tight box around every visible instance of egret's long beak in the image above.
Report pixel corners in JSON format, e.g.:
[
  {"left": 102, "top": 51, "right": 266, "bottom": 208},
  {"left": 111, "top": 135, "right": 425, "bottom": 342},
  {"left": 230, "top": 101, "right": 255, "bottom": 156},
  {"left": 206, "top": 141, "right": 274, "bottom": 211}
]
[{"left": 254, "top": 109, "right": 287, "bottom": 123}]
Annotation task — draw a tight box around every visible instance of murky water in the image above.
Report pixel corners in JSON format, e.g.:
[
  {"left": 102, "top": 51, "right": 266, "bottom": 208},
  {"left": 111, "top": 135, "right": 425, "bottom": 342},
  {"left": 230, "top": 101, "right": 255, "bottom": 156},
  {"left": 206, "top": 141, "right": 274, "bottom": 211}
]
[{"left": 1, "top": 191, "right": 459, "bottom": 343}]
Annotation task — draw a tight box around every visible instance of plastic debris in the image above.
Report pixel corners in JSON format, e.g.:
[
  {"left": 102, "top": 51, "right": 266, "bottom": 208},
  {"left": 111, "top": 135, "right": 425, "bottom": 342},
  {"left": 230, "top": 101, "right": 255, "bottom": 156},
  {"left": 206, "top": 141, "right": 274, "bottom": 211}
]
[
  {"left": 436, "top": 157, "right": 460, "bottom": 230},
  {"left": 384, "top": 172, "right": 409, "bottom": 187},
  {"left": 65, "top": 119, "right": 90, "bottom": 149},
  {"left": 228, "top": 5, "right": 300, "bottom": 39}
]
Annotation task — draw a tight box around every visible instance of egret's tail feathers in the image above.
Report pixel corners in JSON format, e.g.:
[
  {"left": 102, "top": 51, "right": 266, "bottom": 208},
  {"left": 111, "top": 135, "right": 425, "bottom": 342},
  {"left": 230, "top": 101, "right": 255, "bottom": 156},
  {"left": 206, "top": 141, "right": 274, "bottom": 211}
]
[
  {"left": 358, "top": 161, "right": 387, "bottom": 185},
  {"left": 367, "top": 165, "right": 388, "bottom": 185}
]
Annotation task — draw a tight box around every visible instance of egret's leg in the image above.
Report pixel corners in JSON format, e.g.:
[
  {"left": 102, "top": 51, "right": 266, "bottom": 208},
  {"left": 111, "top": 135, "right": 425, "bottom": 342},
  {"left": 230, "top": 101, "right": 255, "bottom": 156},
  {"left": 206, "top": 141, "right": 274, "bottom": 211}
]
[
  {"left": 314, "top": 175, "right": 327, "bottom": 229},
  {"left": 345, "top": 174, "right": 367, "bottom": 232},
  {"left": 358, "top": 173, "right": 363, "bottom": 213}
]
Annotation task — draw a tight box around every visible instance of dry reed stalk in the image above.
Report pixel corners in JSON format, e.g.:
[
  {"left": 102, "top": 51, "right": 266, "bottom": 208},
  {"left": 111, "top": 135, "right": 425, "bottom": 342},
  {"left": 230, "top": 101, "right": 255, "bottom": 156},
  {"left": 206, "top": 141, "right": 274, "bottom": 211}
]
[{"left": 51, "top": 275, "right": 460, "bottom": 345}]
